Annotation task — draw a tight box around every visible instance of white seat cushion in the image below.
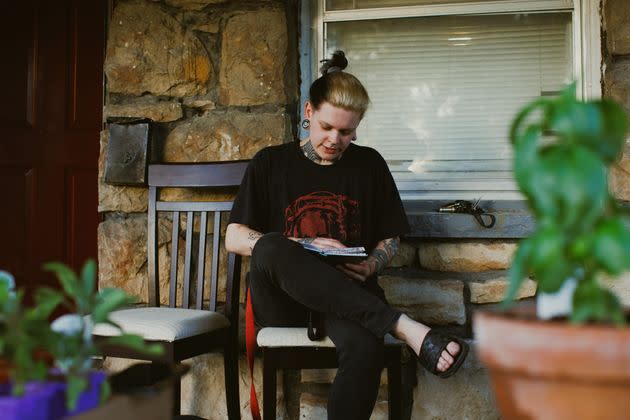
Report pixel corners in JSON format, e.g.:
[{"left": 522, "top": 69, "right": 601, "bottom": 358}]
[
  {"left": 257, "top": 327, "right": 403, "bottom": 348},
  {"left": 91, "top": 307, "right": 230, "bottom": 342}
]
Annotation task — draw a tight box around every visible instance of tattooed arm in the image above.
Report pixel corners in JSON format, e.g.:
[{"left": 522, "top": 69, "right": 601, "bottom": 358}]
[
  {"left": 225, "top": 223, "right": 264, "bottom": 256},
  {"left": 225, "top": 223, "right": 350, "bottom": 257},
  {"left": 368, "top": 237, "right": 400, "bottom": 274},
  {"left": 336, "top": 237, "right": 400, "bottom": 282}
]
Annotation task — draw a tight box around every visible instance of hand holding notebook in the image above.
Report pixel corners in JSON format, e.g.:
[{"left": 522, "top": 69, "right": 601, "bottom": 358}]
[{"left": 301, "top": 242, "right": 368, "bottom": 264}]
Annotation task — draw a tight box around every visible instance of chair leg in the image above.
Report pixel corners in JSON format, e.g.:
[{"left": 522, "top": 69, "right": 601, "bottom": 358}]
[
  {"left": 262, "top": 349, "right": 277, "bottom": 420},
  {"left": 172, "top": 364, "right": 182, "bottom": 416},
  {"left": 224, "top": 341, "right": 241, "bottom": 420},
  {"left": 150, "top": 361, "right": 181, "bottom": 416},
  {"left": 387, "top": 348, "right": 402, "bottom": 420}
]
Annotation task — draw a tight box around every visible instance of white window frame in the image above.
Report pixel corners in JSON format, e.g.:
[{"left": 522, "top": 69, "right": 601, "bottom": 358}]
[{"left": 306, "top": 0, "right": 602, "bottom": 200}]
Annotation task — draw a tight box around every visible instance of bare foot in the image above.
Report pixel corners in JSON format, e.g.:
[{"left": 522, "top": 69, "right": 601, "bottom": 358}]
[
  {"left": 393, "top": 314, "right": 461, "bottom": 373},
  {"left": 436, "top": 341, "right": 460, "bottom": 372}
]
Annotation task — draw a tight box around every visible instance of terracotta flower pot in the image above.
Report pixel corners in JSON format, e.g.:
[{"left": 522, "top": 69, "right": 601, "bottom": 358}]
[{"left": 474, "top": 304, "right": 630, "bottom": 419}]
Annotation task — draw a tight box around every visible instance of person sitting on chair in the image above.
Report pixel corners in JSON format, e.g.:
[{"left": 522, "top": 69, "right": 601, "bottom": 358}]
[{"left": 225, "top": 50, "right": 469, "bottom": 420}]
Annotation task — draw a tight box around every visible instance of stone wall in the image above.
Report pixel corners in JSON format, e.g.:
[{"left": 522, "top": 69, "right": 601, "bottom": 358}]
[
  {"left": 99, "top": 1, "right": 296, "bottom": 418},
  {"left": 606, "top": 0, "right": 630, "bottom": 199},
  {"left": 99, "top": 0, "right": 294, "bottom": 297},
  {"left": 98, "top": 0, "right": 630, "bottom": 419}
]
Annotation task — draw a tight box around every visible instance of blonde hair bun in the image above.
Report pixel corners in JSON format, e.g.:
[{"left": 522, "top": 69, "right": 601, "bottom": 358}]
[
  {"left": 320, "top": 50, "right": 348, "bottom": 76},
  {"left": 310, "top": 50, "right": 370, "bottom": 118}
]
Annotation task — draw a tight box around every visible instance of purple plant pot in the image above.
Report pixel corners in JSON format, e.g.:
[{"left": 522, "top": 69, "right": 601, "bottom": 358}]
[
  {"left": 0, "top": 371, "right": 107, "bottom": 420},
  {"left": 66, "top": 370, "right": 107, "bottom": 417}
]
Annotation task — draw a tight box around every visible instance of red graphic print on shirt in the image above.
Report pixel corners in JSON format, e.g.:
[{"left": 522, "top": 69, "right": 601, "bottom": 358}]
[{"left": 283, "top": 191, "right": 361, "bottom": 244}]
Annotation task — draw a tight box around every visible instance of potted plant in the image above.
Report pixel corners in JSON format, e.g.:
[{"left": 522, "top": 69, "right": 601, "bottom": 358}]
[
  {"left": 0, "top": 260, "right": 162, "bottom": 419},
  {"left": 473, "top": 84, "right": 630, "bottom": 419},
  {"left": 0, "top": 270, "right": 61, "bottom": 394}
]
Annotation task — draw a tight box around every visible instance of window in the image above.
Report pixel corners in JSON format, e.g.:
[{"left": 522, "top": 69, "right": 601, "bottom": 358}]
[{"left": 305, "top": 0, "right": 601, "bottom": 200}]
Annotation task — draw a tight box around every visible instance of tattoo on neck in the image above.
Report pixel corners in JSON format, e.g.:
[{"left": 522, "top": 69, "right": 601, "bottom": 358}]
[
  {"left": 301, "top": 140, "right": 341, "bottom": 164},
  {"left": 301, "top": 140, "right": 322, "bottom": 164}
]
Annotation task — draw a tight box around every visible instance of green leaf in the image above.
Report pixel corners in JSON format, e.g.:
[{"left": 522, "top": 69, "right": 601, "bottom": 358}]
[
  {"left": 99, "top": 380, "right": 111, "bottom": 405},
  {"left": 102, "top": 319, "right": 124, "bottom": 331},
  {"left": 546, "top": 88, "right": 627, "bottom": 163},
  {"left": 502, "top": 237, "right": 533, "bottom": 307},
  {"left": 32, "top": 287, "right": 64, "bottom": 319},
  {"left": 80, "top": 260, "right": 97, "bottom": 302},
  {"left": 43, "top": 262, "right": 81, "bottom": 301},
  {"left": 569, "top": 233, "right": 593, "bottom": 260},
  {"left": 535, "top": 260, "right": 573, "bottom": 294},
  {"left": 104, "top": 334, "right": 163, "bottom": 356},
  {"left": 66, "top": 374, "right": 89, "bottom": 411},
  {"left": 512, "top": 126, "right": 558, "bottom": 219},
  {"left": 571, "top": 278, "right": 625, "bottom": 325},
  {"left": 508, "top": 95, "right": 557, "bottom": 221},
  {"left": 92, "top": 288, "right": 136, "bottom": 324},
  {"left": 593, "top": 217, "right": 630, "bottom": 275},
  {"left": 0, "top": 284, "right": 11, "bottom": 306},
  {"left": 520, "top": 225, "right": 573, "bottom": 294},
  {"left": 590, "top": 100, "right": 627, "bottom": 162},
  {"left": 547, "top": 145, "right": 607, "bottom": 231},
  {"left": 509, "top": 96, "right": 549, "bottom": 146}
]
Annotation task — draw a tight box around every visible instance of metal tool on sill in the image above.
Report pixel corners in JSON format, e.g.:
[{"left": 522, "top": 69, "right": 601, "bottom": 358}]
[{"left": 437, "top": 198, "right": 496, "bottom": 228}]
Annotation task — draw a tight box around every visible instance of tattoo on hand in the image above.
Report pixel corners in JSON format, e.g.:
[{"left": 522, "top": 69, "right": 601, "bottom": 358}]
[
  {"left": 383, "top": 238, "right": 400, "bottom": 258},
  {"left": 298, "top": 238, "right": 315, "bottom": 244},
  {"left": 369, "top": 238, "right": 400, "bottom": 274},
  {"left": 248, "top": 232, "right": 263, "bottom": 241},
  {"left": 370, "top": 249, "right": 389, "bottom": 273}
]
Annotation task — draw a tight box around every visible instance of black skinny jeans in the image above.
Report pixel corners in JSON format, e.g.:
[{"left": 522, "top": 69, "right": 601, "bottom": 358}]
[{"left": 249, "top": 233, "right": 402, "bottom": 420}]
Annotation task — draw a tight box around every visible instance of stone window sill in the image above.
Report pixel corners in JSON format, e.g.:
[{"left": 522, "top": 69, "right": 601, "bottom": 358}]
[{"left": 403, "top": 200, "right": 534, "bottom": 239}]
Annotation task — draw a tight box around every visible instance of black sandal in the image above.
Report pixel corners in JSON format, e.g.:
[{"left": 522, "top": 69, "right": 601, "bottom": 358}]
[{"left": 417, "top": 330, "right": 469, "bottom": 378}]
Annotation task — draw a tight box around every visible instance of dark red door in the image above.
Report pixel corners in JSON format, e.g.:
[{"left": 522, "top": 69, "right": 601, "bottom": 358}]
[{"left": 0, "top": 0, "right": 105, "bottom": 294}]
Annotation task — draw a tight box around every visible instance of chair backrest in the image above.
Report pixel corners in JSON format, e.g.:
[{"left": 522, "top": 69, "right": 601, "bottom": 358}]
[{"left": 146, "top": 162, "right": 248, "bottom": 324}]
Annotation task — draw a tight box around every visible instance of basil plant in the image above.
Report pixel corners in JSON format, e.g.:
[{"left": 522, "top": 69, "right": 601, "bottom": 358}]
[{"left": 505, "top": 84, "right": 630, "bottom": 325}]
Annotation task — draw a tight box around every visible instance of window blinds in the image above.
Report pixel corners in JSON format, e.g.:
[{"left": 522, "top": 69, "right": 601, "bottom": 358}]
[
  {"left": 327, "top": 0, "right": 511, "bottom": 11},
  {"left": 327, "top": 13, "right": 572, "bottom": 198}
]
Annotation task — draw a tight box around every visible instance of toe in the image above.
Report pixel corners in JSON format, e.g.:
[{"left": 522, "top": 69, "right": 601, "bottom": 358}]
[
  {"left": 437, "top": 355, "right": 450, "bottom": 372},
  {"left": 437, "top": 357, "right": 448, "bottom": 372},
  {"left": 437, "top": 342, "right": 460, "bottom": 372},
  {"left": 441, "top": 350, "right": 454, "bottom": 366},
  {"left": 446, "top": 341, "right": 460, "bottom": 357}
]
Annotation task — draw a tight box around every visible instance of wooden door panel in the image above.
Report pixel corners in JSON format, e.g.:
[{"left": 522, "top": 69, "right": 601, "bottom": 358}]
[
  {"left": 66, "top": 1, "right": 106, "bottom": 131},
  {"left": 0, "top": 1, "right": 37, "bottom": 129},
  {"left": 65, "top": 167, "right": 99, "bottom": 272},
  {"left": 0, "top": 0, "right": 104, "bottom": 293},
  {"left": 0, "top": 168, "right": 35, "bottom": 288}
]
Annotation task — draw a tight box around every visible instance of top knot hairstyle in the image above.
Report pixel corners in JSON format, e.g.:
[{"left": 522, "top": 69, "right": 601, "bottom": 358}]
[{"left": 309, "top": 50, "right": 370, "bottom": 119}]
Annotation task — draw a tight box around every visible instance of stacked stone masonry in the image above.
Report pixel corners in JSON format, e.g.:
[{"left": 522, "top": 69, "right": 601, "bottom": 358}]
[{"left": 98, "top": 0, "right": 630, "bottom": 418}]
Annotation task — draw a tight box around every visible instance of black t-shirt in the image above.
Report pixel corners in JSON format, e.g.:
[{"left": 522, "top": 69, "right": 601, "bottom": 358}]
[{"left": 229, "top": 141, "right": 409, "bottom": 251}]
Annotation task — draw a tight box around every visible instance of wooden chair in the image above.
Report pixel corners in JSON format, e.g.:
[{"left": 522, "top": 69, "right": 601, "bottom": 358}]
[
  {"left": 257, "top": 328, "right": 410, "bottom": 419},
  {"left": 93, "top": 161, "right": 249, "bottom": 419}
]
